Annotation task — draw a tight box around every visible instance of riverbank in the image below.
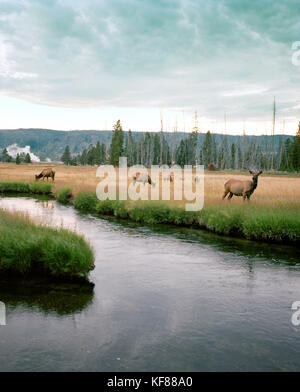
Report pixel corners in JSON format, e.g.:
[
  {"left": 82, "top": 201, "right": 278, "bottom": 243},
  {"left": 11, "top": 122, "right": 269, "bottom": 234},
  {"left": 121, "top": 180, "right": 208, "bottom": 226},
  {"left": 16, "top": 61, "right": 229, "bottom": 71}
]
[
  {"left": 0, "top": 209, "right": 95, "bottom": 280},
  {"left": 70, "top": 193, "right": 300, "bottom": 244},
  {"left": 0, "top": 175, "right": 299, "bottom": 245}
]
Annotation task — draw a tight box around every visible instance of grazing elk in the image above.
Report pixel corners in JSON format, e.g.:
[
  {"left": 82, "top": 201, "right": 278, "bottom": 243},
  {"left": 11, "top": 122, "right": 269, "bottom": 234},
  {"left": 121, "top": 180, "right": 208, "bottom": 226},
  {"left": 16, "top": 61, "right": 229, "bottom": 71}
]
[
  {"left": 133, "top": 172, "right": 155, "bottom": 187},
  {"left": 35, "top": 168, "right": 56, "bottom": 182},
  {"left": 222, "top": 170, "right": 262, "bottom": 201}
]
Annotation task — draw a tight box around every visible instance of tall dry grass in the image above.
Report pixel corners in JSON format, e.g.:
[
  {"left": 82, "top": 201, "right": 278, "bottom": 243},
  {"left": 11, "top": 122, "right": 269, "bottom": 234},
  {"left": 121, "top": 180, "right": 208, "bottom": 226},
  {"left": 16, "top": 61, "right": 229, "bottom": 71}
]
[
  {"left": 0, "top": 163, "right": 299, "bottom": 210},
  {"left": 1, "top": 163, "right": 299, "bottom": 243}
]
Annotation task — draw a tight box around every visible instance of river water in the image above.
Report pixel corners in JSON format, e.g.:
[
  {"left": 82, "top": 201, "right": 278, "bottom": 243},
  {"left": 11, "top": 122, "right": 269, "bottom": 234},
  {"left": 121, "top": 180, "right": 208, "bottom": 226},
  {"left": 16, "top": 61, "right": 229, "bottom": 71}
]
[{"left": 0, "top": 196, "right": 299, "bottom": 372}]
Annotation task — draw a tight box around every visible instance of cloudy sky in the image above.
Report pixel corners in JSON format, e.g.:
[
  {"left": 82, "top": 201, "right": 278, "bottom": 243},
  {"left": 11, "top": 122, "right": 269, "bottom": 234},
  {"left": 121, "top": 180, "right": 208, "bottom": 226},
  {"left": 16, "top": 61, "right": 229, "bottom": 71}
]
[{"left": 0, "top": 0, "right": 299, "bottom": 134}]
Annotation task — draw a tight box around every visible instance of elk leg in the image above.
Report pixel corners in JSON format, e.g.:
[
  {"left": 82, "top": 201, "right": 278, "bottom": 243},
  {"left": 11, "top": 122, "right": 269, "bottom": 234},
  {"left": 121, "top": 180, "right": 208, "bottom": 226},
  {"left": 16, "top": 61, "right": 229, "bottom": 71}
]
[
  {"left": 222, "top": 190, "right": 229, "bottom": 200},
  {"left": 228, "top": 192, "right": 233, "bottom": 200}
]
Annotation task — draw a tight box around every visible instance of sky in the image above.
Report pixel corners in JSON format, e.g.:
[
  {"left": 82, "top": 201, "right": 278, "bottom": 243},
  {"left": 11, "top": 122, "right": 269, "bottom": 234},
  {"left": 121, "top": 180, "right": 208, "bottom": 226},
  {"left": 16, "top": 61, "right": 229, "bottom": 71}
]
[{"left": 0, "top": 0, "right": 299, "bottom": 135}]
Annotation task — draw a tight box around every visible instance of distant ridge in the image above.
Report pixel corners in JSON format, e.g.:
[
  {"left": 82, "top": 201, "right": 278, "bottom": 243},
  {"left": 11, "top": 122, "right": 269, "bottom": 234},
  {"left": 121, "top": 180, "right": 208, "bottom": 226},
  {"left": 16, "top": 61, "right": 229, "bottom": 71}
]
[{"left": 0, "top": 128, "right": 293, "bottom": 161}]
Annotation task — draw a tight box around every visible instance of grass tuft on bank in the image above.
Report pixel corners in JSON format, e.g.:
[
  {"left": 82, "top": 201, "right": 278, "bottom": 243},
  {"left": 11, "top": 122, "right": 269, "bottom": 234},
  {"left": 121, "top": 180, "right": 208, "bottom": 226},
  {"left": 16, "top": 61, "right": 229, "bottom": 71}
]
[
  {"left": 73, "top": 195, "right": 300, "bottom": 244},
  {"left": 54, "top": 186, "right": 73, "bottom": 204},
  {"left": 74, "top": 191, "right": 98, "bottom": 212},
  {"left": 0, "top": 210, "right": 94, "bottom": 279},
  {"left": 0, "top": 181, "right": 53, "bottom": 195}
]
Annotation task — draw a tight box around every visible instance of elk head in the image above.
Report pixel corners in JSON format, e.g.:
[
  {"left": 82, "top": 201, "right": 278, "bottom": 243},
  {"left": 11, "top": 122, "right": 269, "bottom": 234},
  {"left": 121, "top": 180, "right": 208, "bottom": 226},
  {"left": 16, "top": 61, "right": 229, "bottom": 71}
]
[{"left": 249, "top": 170, "right": 263, "bottom": 182}]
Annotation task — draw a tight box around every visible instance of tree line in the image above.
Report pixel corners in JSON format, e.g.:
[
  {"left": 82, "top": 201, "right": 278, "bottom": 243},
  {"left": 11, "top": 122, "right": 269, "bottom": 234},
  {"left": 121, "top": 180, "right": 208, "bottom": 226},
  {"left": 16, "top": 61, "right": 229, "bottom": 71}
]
[
  {"left": 2, "top": 119, "right": 299, "bottom": 171},
  {"left": 59, "top": 120, "right": 300, "bottom": 172}
]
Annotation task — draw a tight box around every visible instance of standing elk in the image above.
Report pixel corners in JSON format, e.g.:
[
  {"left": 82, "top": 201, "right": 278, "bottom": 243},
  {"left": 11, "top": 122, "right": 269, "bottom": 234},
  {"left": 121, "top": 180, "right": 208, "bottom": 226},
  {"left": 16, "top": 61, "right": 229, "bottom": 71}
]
[
  {"left": 222, "top": 170, "right": 262, "bottom": 201},
  {"left": 35, "top": 168, "right": 56, "bottom": 182}
]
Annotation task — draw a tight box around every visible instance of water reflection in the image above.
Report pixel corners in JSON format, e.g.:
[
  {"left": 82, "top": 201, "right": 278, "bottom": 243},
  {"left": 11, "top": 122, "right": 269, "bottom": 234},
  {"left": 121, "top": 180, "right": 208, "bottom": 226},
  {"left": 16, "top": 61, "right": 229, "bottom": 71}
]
[
  {"left": 40, "top": 200, "right": 55, "bottom": 209},
  {"left": 0, "top": 277, "right": 94, "bottom": 316},
  {"left": 0, "top": 196, "right": 300, "bottom": 371},
  {"left": 98, "top": 214, "right": 300, "bottom": 267}
]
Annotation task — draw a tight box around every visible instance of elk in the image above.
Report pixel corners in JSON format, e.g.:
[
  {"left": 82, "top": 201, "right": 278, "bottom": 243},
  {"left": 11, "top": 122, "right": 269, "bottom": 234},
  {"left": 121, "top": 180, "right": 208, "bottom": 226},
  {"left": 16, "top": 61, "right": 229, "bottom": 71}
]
[
  {"left": 35, "top": 168, "right": 56, "bottom": 182},
  {"left": 133, "top": 172, "right": 155, "bottom": 187},
  {"left": 222, "top": 170, "right": 262, "bottom": 201}
]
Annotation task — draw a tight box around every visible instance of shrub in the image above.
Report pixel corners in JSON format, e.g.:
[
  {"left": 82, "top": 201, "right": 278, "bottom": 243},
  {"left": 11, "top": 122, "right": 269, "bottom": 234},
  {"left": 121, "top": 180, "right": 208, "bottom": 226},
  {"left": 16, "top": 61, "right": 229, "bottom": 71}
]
[
  {"left": 113, "top": 201, "right": 128, "bottom": 219},
  {"left": 55, "top": 187, "right": 73, "bottom": 204},
  {"left": 199, "top": 206, "right": 243, "bottom": 235},
  {"left": 128, "top": 203, "right": 171, "bottom": 225},
  {"left": 169, "top": 208, "right": 196, "bottom": 226},
  {"left": 28, "top": 182, "right": 53, "bottom": 194},
  {"left": 96, "top": 200, "right": 129, "bottom": 219},
  {"left": 74, "top": 191, "right": 98, "bottom": 213},
  {"left": 0, "top": 181, "right": 52, "bottom": 195},
  {"left": 240, "top": 208, "right": 300, "bottom": 242},
  {"left": 0, "top": 181, "right": 29, "bottom": 193},
  {"left": 96, "top": 199, "right": 117, "bottom": 215}
]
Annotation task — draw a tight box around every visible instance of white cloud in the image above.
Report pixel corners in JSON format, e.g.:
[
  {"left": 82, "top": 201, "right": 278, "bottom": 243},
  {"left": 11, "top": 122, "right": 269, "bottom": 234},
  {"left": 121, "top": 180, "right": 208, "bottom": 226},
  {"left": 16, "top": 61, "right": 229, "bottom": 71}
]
[{"left": 0, "top": 0, "right": 299, "bottom": 130}]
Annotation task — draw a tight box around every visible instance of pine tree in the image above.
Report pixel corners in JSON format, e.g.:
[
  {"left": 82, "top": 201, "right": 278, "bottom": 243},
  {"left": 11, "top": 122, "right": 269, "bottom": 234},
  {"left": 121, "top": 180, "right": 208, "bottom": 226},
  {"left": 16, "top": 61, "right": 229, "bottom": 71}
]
[
  {"left": 231, "top": 143, "right": 236, "bottom": 169},
  {"left": 25, "top": 153, "right": 31, "bottom": 164},
  {"left": 276, "top": 136, "right": 284, "bottom": 171},
  {"left": 101, "top": 143, "right": 107, "bottom": 164},
  {"left": 15, "top": 154, "right": 21, "bottom": 165},
  {"left": 87, "top": 144, "right": 95, "bottom": 165},
  {"left": 61, "top": 145, "right": 71, "bottom": 165},
  {"left": 1, "top": 148, "right": 10, "bottom": 162},
  {"left": 109, "top": 120, "right": 124, "bottom": 166},
  {"left": 218, "top": 137, "right": 230, "bottom": 169},
  {"left": 143, "top": 132, "right": 153, "bottom": 167},
  {"left": 176, "top": 140, "right": 187, "bottom": 168},
  {"left": 69, "top": 156, "right": 78, "bottom": 166},
  {"left": 153, "top": 133, "right": 160, "bottom": 165},
  {"left": 290, "top": 122, "right": 300, "bottom": 171},
  {"left": 80, "top": 149, "right": 88, "bottom": 165},
  {"left": 280, "top": 139, "right": 292, "bottom": 171},
  {"left": 186, "top": 132, "right": 197, "bottom": 165},
  {"left": 246, "top": 139, "right": 256, "bottom": 169},
  {"left": 94, "top": 141, "right": 102, "bottom": 165},
  {"left": 201, "top": 131, "right": 213, "bottom": 167}
]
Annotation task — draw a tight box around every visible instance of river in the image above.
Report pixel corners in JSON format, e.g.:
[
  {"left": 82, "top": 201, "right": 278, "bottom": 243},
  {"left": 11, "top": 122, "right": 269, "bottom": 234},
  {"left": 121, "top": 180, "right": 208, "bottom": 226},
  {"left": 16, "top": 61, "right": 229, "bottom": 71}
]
[{"left": 0, "top": 196, "right": 299, "bottom": 371}]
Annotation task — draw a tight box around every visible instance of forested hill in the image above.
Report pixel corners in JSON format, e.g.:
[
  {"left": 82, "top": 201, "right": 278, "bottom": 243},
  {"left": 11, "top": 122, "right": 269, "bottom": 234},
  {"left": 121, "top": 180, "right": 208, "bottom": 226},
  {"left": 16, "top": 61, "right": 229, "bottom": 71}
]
[{"left": 0, "top": 128, "right": 293, "bottom": 161}]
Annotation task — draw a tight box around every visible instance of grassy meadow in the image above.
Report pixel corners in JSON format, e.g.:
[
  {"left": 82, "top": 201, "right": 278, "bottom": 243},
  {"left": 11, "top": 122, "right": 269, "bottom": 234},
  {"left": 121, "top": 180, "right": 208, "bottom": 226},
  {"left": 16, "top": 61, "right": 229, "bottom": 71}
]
[{"left": 0, "top": 162, "right": 300, "bottom": 243}]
